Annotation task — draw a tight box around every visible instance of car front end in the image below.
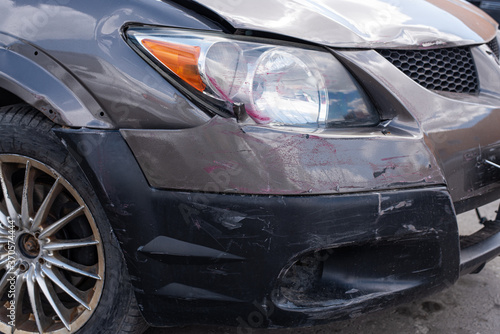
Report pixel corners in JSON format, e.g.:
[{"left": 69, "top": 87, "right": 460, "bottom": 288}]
[{"left": 1, "top": 0, "right": 500, "bottom": 332}]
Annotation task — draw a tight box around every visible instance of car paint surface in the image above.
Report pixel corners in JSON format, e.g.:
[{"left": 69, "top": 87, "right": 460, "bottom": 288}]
[{"left": 193, "top": 0, "right": 498, "bottom": 48}]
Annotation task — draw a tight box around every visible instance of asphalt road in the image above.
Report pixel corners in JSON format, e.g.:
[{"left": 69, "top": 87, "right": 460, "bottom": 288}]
[{"left": 147, "top": 201, "right": 500, "bottom": 334}]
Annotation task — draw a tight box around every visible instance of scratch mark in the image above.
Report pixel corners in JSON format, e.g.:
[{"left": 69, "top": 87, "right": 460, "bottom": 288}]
[
  {"left": 403, "top": 224, "right": 418, "bottom": 232},
  {"left": 221, "top": 216, "right": 245, "bottom": 230},
  {"left": 381, "top": 155, "right": 409, "bottom": 161},
  {"left": 373, "top": 165, "right": 397, "bottom": 178}
]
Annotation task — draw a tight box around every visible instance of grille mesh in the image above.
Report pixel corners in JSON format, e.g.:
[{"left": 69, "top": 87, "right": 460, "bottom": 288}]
[
  {"left": 488, "top": 38, "right": 500, "bottom": 59},
  {"left": 379, "top": 47, "right": 479, "bottom": 94}
]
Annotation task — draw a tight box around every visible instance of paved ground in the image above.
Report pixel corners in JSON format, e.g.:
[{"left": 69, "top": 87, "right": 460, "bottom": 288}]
[{"left": 147, "top": 201, "right": 500, "bottom": 334}]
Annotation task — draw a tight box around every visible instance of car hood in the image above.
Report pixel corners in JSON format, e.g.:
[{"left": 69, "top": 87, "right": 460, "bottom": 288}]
[{"left": 193, "top": 0, "right": 498, "bottom": 48}]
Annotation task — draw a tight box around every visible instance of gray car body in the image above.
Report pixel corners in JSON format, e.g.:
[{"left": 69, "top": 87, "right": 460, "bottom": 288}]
[
  {"left": 1, "top": 0, "right": 500, "bottom": 327},
  {"left": 0, "top": 0, "right": 498, "bottom": 208},
  {"left": 195, "top": 0, "right": 497, "bottom": 48}
]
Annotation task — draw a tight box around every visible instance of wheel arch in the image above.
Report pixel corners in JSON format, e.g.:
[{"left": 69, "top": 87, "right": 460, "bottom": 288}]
[{"left": 0, "top": 36, "right": 114, "bottom": 129}]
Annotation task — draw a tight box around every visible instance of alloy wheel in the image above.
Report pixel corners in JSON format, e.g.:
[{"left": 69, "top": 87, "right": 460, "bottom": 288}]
[{"left": 0, "top": 155, "right": 104, "bottom": 333}]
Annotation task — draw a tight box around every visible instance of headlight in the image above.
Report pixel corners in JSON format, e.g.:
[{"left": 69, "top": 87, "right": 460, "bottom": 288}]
[{"left": 126, "top": 27, "right": 379, "bottom": 128}]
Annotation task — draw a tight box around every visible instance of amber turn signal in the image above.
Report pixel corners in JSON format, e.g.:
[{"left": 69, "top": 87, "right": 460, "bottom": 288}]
[{"left": 141, "top": 39, "right": 206, "bottom": 92}]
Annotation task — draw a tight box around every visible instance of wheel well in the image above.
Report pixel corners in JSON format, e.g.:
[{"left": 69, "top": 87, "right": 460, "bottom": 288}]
[
  {"left": 0, "top": 86, "right": 23, "bottom": 107},
  {"left": 0, "top": 88, "right": 55, "bottom": 126}
]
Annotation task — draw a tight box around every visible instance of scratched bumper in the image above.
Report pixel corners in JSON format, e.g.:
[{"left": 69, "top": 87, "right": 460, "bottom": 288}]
[{"left": 52, "top": 129, "right": 500, "bottom": 328}]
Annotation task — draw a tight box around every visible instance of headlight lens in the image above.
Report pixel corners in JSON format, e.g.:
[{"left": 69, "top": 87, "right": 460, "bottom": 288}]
[
  {"left": 127, "top": 27, "right": 378, "bottom": 128},
  {"left": 252, "top": 49, "right": 328, "bottom": 124}
]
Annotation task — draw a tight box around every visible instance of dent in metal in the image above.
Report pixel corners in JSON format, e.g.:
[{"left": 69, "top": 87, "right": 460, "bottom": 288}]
[
  {"left": 334, "top": 46, "right": 500, "bottom": 209},
  {"left": 194, "top": 0, "right": 498, "bottom": 48},
  {"left": 121, "top": 116, "right": 444, "bottom": 195}
]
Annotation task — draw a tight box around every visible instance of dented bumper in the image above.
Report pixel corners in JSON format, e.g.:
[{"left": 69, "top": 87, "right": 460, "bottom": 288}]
[{"left": 55, "top": 128, "right": 500, "bottom": 328}]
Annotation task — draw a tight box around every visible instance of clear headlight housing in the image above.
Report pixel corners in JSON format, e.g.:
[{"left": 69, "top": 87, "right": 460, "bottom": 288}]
[{"left": 126, "top": 27, "right": 379, "bottom": 128}]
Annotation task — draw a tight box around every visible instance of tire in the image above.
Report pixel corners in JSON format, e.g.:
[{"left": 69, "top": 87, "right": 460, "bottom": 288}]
[{"left": 0, "top": 104, "right": 148, "bottom": 334}]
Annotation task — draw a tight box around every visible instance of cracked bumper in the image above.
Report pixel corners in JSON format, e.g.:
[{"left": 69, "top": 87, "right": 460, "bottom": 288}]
[{"left": 53, "top": 129, "right": 500, "bottom": 328}]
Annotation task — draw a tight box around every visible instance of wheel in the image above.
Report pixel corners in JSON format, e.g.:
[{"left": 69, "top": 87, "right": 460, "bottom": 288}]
[{"left": 0, "top": 104, "right": 148, "bottom": 333}]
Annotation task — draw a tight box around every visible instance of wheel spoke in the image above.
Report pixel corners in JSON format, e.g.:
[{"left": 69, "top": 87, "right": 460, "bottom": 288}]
[
  {"left": 21, "top": 161, "right": 36, "bottom": 229},
  {"left": 44, "top": 236, "right": 99, "bottom": 251},
  {"left": 31, "top": 177, "right": 62, "bottom": 232},
  {"left": 0, "top": 270, "right": 14, "bottom": 295},
  {"left": 39, "top": 205, "right": 85, "bottom": 239},
  {"left": 35, "top": 264, "right": 71, "bottom": 331},
  {"left": 27, "top": 265, "right": 50, "bottom": 334},
  {"left": 0, "top": 162, "right": 20, "bottom": 226},
  {"left": 0, "top": 255, "right": 8, "bottom": 270},
  {"left": 42, "top": 265, "right": 91, "bottom": 310},
  {"left": 0, "top": 208, "right": 9, "bottom": 230},
  {"left": 14, "top": 271, "right": 29, "bottom": 327},
  {"left": 0, "top": 225, "right": 10, "bottom": 236},
  {"left": 44, "top": 254, "right": 101, "bottom": 280}
]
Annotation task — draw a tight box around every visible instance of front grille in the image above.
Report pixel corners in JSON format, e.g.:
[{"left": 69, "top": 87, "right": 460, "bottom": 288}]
[
  {"left": 488, "top": 38, "right": 500, "bottom": 59},
  {"left": 379, "top": 47, "right": 479, "bottom": 94}
]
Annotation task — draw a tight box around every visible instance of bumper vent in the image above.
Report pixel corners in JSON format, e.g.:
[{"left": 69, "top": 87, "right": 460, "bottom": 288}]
[
  {"left": 488, "top": 38, "right": 500, "bottom": 59},
  {"left": 379, "top": 47, "right": 479, "bottom": 94}
]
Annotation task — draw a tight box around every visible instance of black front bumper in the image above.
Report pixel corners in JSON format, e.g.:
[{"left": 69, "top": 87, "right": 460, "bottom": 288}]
[{"left": 55, "top": 129, "right": 500, "bottom": 328}]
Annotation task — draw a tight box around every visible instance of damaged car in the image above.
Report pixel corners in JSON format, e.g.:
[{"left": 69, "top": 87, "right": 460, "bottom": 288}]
[{"left": 1, "top": 0, "right": 500, "bottom": 333}]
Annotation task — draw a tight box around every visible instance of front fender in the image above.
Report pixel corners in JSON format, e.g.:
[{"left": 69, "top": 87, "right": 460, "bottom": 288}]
[{"left": 0, "top": 33, "right": 112, "bottom": 128}]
